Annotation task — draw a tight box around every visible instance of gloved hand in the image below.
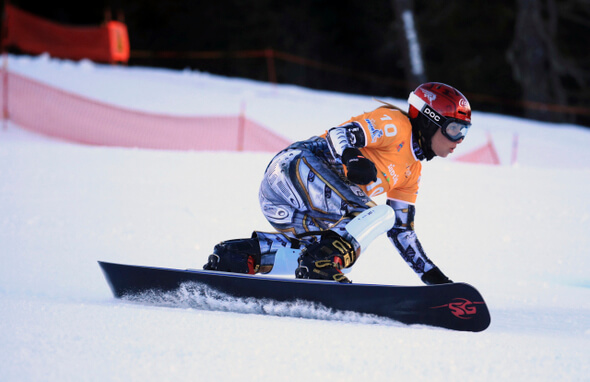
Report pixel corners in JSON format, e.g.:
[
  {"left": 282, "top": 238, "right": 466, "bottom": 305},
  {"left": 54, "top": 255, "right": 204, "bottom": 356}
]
[
  {"left": 342, "top": 147, "right": 377, "bottom": 185},
  {"left": 421, "top": 267, "right": 453, "bottom": 285}
]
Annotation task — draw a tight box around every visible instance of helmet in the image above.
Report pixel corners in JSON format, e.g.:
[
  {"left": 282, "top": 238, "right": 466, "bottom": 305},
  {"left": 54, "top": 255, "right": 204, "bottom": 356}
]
[
  {"left": 408, "top": 82, "right": 471, "bottom": 143},
  {"left": 408, "top": 82, "right": 471, "bottom": 123}
]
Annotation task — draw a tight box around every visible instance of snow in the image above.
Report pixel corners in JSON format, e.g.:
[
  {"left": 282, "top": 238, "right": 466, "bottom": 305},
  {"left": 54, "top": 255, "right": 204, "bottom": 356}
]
[{"left": 1, "top": 53, "right": 590, "bottom": 381}]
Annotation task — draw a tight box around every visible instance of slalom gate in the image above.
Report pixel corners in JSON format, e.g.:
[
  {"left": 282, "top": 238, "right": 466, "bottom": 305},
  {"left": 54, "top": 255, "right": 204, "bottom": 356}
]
[{"left": 454, "top": 134, "right": 502, "bottom": 165}]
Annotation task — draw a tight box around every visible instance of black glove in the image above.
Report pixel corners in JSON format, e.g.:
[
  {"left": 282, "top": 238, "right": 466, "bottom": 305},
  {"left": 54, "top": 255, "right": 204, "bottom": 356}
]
[
  {"left": 342, "top": 147, "right": 377, "bottom": 185},
  {"left": 421, "top": 267, "right": 453, "bottom": 285}
]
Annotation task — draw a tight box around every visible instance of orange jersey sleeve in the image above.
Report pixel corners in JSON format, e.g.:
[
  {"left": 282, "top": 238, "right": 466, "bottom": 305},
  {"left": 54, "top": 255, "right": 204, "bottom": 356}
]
[{"left": 340, "top": 107, "right": 422, "bottom": 204}]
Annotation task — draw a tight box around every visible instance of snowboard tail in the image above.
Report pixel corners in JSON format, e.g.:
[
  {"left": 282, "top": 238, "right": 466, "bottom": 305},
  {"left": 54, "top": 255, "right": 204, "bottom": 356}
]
[{"left": 98, "top": 261, "right": 491, "bottom": 332}]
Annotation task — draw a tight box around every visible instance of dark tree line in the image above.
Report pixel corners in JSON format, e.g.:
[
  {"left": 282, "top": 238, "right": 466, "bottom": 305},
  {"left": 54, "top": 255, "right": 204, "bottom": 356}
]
[{"left": 8, "top": 0, "right": 590, "bottom": 126}]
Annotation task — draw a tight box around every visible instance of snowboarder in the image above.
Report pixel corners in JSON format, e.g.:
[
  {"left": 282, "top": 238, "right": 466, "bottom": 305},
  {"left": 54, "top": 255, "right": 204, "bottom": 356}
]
[{"left": 204, "top": 82, "right": 472, "bottom": 284}]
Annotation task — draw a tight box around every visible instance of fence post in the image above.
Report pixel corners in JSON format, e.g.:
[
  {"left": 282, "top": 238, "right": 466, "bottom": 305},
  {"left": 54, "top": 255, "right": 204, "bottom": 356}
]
[
  {"left": 2, "top": 53, "right": 8, "bottom": 130},
  {"left": 265, "top": 48, "right": 277, "bottom": 84},
  {"left": 237, "top": 100, "right": 246, "bottom": 151}
]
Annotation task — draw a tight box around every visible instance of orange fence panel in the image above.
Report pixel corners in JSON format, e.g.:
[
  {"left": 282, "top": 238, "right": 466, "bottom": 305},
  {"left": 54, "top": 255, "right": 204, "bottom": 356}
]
[
  {"left": 2, "top": 4, "right": 129, "bottom": 63},
  {"left": 454, "top": 135, "right": 501, "bottom": 165},
  {"left": 1, "top": 69, "right": 290, "bottom": 152}
]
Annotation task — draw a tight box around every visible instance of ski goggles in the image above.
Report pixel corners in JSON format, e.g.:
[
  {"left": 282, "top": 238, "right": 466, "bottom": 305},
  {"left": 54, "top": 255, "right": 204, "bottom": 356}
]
[{"left": 408, "top": 92, "right": 471, "bottom": 142}]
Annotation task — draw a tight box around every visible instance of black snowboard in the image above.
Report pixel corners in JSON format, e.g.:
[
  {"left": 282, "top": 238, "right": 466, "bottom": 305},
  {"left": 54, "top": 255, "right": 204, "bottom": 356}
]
[{"left": 98, "top": 261, "right": 491, "bottom": 332}]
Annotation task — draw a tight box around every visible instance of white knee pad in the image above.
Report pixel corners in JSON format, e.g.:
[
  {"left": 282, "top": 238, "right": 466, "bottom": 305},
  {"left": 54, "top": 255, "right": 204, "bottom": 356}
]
[{"left": 343, "top": 205, "right": 395, "bottom": 252}]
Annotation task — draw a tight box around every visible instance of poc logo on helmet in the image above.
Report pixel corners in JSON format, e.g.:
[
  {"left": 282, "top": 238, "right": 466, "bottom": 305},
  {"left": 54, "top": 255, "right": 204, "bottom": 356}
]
[{"left": 423, "top": 106, "right": 442, "bottom": 122}]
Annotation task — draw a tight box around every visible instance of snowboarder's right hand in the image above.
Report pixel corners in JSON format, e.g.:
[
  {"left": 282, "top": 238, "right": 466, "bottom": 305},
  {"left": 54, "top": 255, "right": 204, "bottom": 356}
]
[{"left": 342, "top": 147, "right": 377, "bottom": 185}]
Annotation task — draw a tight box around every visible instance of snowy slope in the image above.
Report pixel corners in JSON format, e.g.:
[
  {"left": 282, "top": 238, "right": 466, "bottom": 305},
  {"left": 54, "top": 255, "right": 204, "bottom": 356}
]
[{"left": 1, "top": 54, "right": 589, "bottom": 382}]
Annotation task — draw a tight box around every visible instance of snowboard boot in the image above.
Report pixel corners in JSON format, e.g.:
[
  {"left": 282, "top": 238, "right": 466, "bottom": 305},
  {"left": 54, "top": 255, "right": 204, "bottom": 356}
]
[
  {"left": 295, "top": 231, "right": 357, "bottom": 283},
  {"left": 203, "top": 237, "right": 263, "bottom": 274}
]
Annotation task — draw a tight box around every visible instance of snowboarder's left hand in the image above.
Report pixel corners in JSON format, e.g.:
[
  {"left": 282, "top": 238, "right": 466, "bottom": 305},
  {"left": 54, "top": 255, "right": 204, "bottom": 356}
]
[
  {"left": 342, "top": 148, "right": 377, "bottom": 185},
  {"left": 421, "top": 267, "right": 453, "bottom": 285}
]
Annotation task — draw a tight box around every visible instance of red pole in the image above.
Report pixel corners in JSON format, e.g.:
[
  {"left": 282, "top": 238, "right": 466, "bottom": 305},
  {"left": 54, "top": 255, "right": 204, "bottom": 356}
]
[
  {"left": 511, "top": 132, "right": 519, "bottom": 166},
  {"left": 1, "top": 3, "right": 8, "bottom": 129},
  {"left": 2, "top": 54, "right": 8, "bottom": 130},
  {"left": 487, "top": 133, "right": 501, "bottom": 165}
]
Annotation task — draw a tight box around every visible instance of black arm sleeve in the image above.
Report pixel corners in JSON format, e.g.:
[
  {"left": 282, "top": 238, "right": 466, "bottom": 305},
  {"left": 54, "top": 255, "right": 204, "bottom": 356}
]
[{"left": 386, "top": 199, "right": 452, "bottom": 284}]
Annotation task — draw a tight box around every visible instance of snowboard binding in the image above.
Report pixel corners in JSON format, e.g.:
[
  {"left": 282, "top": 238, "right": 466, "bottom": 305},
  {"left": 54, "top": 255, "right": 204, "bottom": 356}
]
[
  {"left": 295, "top": 231, "right": 356, "bottom": 283},
  {"left": 203, "top": 237, "right": 262, "bottom": 274}
]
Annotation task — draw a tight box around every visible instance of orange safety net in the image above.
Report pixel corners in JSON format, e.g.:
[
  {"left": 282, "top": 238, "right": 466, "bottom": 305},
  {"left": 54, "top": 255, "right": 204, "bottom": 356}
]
[
  {"left": 1, "top": 70, "right": 291, "bottom": 152},
  {"left": 1, "top": 4, "right": 130, "bottom": 63},
  {"left": 454, "top": 136, "right": 501, "bottom": 165}
]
